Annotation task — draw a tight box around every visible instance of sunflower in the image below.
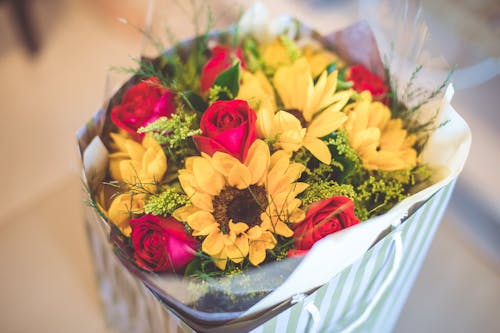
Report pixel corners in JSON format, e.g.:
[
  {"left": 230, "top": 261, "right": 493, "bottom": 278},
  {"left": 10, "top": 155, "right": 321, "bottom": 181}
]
[
  {"left": 107, "top": 192, "right": 146, "bottom": 236},
  {"left": 104, "top": 132, "right": 167, "bottom": 235},
  {"left": 108, "top": 132, "right": 167, "bottom": 191},
  {"left": 173, "top": 140, "right": 308, "bottom": 270},
  {"left": 258, "top": 57, "right": 352, "bottom": 164},
  {"left": 342, "top": 91, "right": 417, "bottom": 171}
]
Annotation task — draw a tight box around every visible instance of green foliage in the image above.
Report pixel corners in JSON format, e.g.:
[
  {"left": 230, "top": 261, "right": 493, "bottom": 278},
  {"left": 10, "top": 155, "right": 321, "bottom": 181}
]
[
  {"left": 300, "top": 181, "right": 369, "bottom": 221},
  {"left": 209, "top": 85, "right": 235, "bottom": 103},
  {"left": 327, "top": 131, "right": 363, "bottom": 183},
  {"left": 138, "top": 111, "right": 201, "bottom": 164},
  {"left": 302, "top": 181, "right": 356, "bottom": 206},
  {"left": 212, "top": 61, "right": 241, "bottom": 99},
  {"left": 241, "top": 37, "right": 264, "bottom": 72},
  {"left": 298, "top": 130, "right": 432, "bottom": 221},
  {"left": 180, "top": 90, "right": 208, "bottom": 113},
  {"left": 290, "top": 147, "right": 313, "bottom": 169},
  {"left": 356, "top": 175, "right": 407, "bottom": 216},
  {"left": 143, "top": 185, "right": 189, "bottom": 217}
]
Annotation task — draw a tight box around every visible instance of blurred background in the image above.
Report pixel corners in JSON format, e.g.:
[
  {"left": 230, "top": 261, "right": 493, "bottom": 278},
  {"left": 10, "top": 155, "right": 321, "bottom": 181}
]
[{"left": 0, "top": 0, "right": 498, "bottom": 332}]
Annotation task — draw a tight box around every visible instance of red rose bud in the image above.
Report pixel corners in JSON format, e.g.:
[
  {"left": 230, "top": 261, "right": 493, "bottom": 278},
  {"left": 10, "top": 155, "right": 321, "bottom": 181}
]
[
  {"left": 346, "top": 65, "right": 389, "bottom": 103},
  {"left": 200, "top": 45, "right": 245, "bottom": 93},
  {"left": 130, "top": 215, "right": 198, "bottom": 273},
  {"left": 111, "top": 77, "right": 176, "bottom": 141},
  {"left": 193, "top": 99, "right": 257, "bottom": 161},
  {"left": 291, "top": 196, "right": 360, "bottom": 253}
]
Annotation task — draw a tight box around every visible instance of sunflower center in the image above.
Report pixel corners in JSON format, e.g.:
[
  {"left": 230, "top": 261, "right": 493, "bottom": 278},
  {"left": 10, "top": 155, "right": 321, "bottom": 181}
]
[
  {"left": 285, "top": 108, "right": 308, "bottom": 128},
  {"left": 212, "top": 185, "right": 268, "bottom": 233}
]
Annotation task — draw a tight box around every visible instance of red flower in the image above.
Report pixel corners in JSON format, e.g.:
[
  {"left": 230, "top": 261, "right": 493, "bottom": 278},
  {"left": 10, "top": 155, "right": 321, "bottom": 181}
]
[
  {"left": 193, "top": 99, "right": 257, "bottom": 161},
  {"left": 130, "top": 215, "right": 198, "bottom": 273},
  {"left": 111, "top": 77, "right": 176, "bottom": 141},
  {"left": 200, "top": 45, "right": 245, "bottom": 93},
  {"left": 289, "top": 196, "right": 359, "bottom": 256},
  {"left": 346, "top": 65, "right": 389, "bottom": 102}
]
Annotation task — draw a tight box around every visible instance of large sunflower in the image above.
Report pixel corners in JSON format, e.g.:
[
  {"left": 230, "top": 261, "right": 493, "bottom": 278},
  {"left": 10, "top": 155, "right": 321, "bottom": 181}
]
[
  {"left": 343, "top": 91, "right": 417, "bottom": 171},
  {"left": 258, "top": 57, "right": 352, "bottom": 164},
  {"left": 173, "top": 140, "right": 308, "bottom": 270}
]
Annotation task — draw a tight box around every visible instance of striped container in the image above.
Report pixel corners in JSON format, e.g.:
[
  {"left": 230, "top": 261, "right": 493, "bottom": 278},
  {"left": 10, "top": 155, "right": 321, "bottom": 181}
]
[{"left": 85, "top": 181, "right": 455, "bottom": 333}]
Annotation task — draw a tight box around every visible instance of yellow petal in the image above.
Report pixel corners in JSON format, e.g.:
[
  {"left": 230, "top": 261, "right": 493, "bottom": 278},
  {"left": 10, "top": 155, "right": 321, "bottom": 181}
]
[
  {"left": 211, "top": 152, "right": 239, "bottom": 177},
  {"left": 109, "top": 132, "right": 128, "bottom": 152},
  {"left": 249, "top": 242, "right": 266, "bottom": 266},
  {"left": 142, "top": 146, "right": 166, "bottom": 182},
  {"left": 244, "top": 139, "right": 270, "bottom": 185},
  {"left": 212, "top": 249, "right": 228, "bottom": 270},
  {"left": 119, "top": 160, "right": 142, "bottom": 184},
  {"left": 307, "top": 109, "right": 348, "bottom": 138},
  {"left": 288, "top": 208, "right": 306, "bottom": 223},
  {"left": 107, "top": 193, "right": 145, "bottom": 237},
  {"left": 193, "top": 157, "right": 224, "bottom": 195},
  {"left": 125, "top": 139, "right": 145, "bottom": 162},
  {"left": 202, "top": 231, "right": 225, "bottom": 256},
  {"left": 247, "top": 226, "right": 263, "bottom": 240},
  {"left": 303, "top": 136, "right": 332, "bottom": 164},
  {"left": 227, "top": 162, "right": 252, "bottom": 189},
  {"left": 261, "top": 231, "right": 277, "bottom": 250},
  {"left": 225, "top": 235, "right": 249, "bottom": 264},
  {"left": 274, "top": 221, "right": 294, "bottom": 237},
  {"left": 248, "top": 231, "right": 277, "bottom": 266},
  {"left": 351, "top": 128, "right": 380, "bottom": 152},
  {"left": 277, "top": 128, "right": 306, "bottom": 152},
  {"left": 266, "top": 155, "right": 290, "bottom": 194},
  {"left": 190, "top": 192, "right": 214, "bottom": 212},
  {"left": 229, "top": 221, "right": 250, "bottom": 235},
  {"left": 237, "top": 71, "right": 276, "bottom": 112},
  {"left": 273, "top": 111, "right": 303, "bottom": 133},
  {"left": 256, "top": 107, "right": 276, "bottom": 138},
  {"left": 172, "top": 205, "right": 200, "bottom": 222},
  {"left": 186, "top": 211, "right": 217, "bottom": 234}
]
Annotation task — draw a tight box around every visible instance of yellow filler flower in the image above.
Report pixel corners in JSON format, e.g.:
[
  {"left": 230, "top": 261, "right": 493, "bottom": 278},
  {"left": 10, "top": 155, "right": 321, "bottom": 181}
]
[
  {"left": 173, "top": 140, "right": 308, "bottom": 270},
  {"left": 259, "top": 57, "right": 352, "bottom": 164},
  {"left": 343, "top": 91, "right": 417, "bottom": 171}
]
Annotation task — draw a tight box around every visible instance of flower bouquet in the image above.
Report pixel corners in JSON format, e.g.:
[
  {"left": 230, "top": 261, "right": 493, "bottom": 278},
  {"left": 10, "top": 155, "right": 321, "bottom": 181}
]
[{"left": 78, "top": 3, "right": 470, "bottom": 332}]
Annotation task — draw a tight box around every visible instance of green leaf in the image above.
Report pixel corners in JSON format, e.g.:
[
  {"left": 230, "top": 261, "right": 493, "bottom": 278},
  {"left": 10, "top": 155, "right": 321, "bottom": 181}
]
[
  {"left": 326, "top": 61, "right": 337, "bottom": 74},
  {"left": 213, "top": 61, "right": 240, "bottom": 98},
  {"left": 182, "top": 91, "right": 208, "bottom": 112},
  {"left": 184, "top": 256, "right": 203, "bottom": 277}
]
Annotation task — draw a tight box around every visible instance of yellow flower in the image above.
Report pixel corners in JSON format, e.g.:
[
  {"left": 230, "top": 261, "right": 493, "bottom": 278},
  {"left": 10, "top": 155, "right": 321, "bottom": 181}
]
[
  {"left": 261, "top": 57, "right": 352, "bottom": 164},
  {"left": 108, "top": 132, "right": 167, "bottom": 190},
  {"left": 262, "top": 38, "right": 294, "bottom": 69},
  {"left": 343, "top": 91, "right": 417, "bottom": 171},
  {"left": 237, "top": 70, "right": 276, "bottom": 112},
  {"left": 105, "top": 132, "right": 167, "bottom": 235},
  {"left": 173, "top": 140, "right": 308, "bottom": 270},
  {"left": 107, "top": 192, "right": 145, "bottom": 236},
  {"left": 302, "top": 45, "right": 345, "bottom": 78}
]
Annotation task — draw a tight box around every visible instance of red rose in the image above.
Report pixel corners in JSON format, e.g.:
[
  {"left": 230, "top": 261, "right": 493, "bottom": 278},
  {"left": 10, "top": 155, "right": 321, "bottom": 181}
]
[
  {"left": 193, "top": 99, "right": 257, "bottom": 161},
  {"left": 200, "top": 45, "right": 245, "bottom": 93},
  {"left": 290, "top": 196, "right": 360, "bottom": 255},
  {"left": 130, "top": 215, "right": 198, "bottom": 273},
  {"left": 346, "top": 65, "right": 389, "bottom": 102},
  {"left": 111, "top": 77, "right": 176, "bottom": 141}
]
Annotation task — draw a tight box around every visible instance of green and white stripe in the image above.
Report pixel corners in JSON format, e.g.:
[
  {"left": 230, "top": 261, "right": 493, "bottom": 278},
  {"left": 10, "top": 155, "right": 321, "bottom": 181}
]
[{"left": 250, "top": 182, "right": 455, "bottom": 333}]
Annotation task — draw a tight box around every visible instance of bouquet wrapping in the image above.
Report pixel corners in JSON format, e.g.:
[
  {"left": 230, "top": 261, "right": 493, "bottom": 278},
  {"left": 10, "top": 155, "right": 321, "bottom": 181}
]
[{"left": 78, "top": 3, "right": 470, "bottom": 332}]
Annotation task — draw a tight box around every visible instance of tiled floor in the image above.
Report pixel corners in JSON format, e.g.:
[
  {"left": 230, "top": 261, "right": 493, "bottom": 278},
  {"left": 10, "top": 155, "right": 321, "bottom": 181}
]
[{"left": 0, "top": 0, "right": 498, "bottom": 332}]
